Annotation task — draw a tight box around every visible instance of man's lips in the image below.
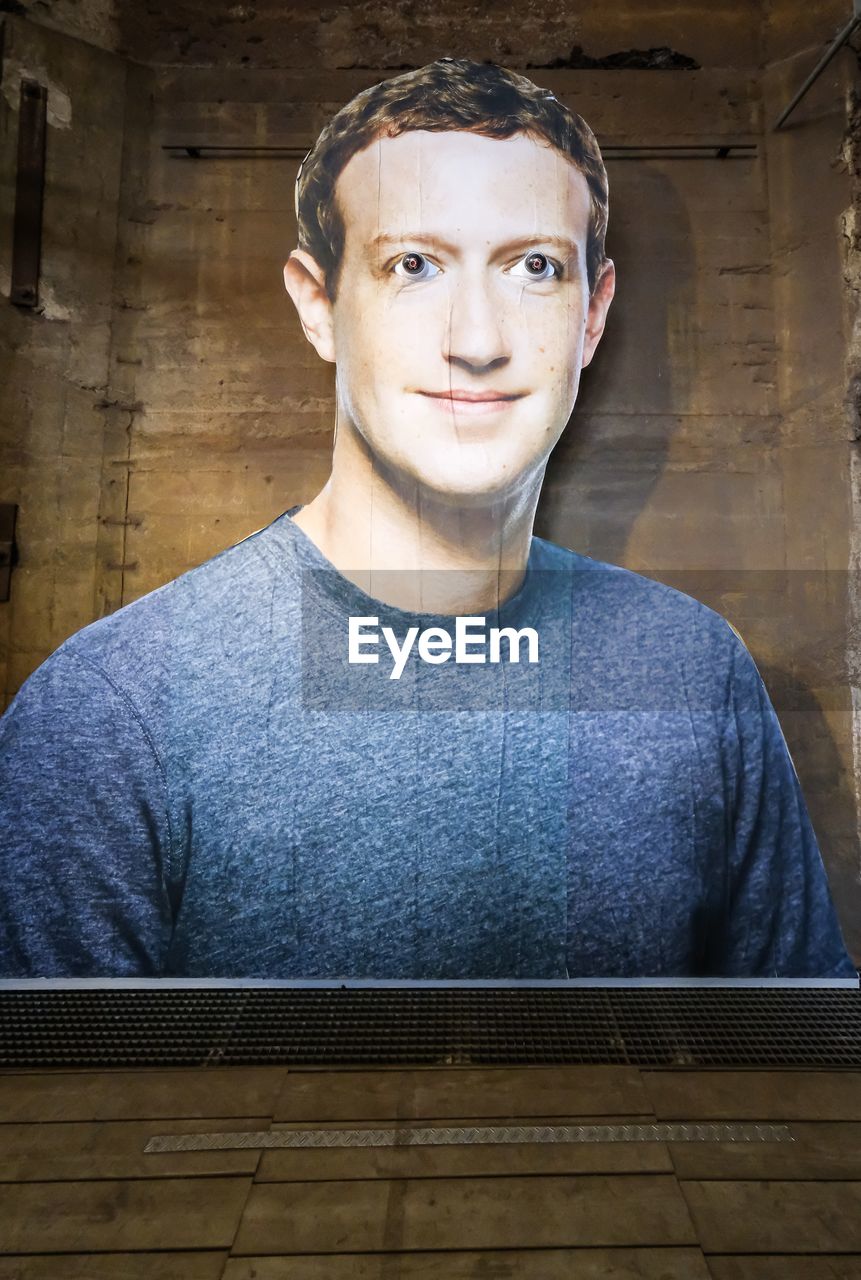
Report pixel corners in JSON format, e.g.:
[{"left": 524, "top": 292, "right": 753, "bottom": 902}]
[
  {"left": 417, "top": 389, "right": 525, "bottom": 415},
  {"left": 419, "top": 389, "right": 523, "bottom": 401}
]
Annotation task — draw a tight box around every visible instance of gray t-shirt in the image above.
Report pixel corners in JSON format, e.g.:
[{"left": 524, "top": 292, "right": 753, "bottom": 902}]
[{"left": 0, "top": 508, "right": 855, "bottom": 978}]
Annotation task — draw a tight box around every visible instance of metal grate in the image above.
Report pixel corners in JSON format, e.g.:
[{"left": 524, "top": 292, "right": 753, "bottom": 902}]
[{"left": 0, "top": 987, "right": 859, "bottom": 1070}]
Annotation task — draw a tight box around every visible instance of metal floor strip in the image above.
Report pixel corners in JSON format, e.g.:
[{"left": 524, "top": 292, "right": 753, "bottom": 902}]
[{"left": 144, "top": 1122, "right": 794, "bottom": 1153}]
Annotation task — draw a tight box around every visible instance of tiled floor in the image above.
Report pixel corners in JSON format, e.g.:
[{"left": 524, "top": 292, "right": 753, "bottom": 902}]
[{"left": 0, "top": 1065, "right": 859, "bottom": 1278}]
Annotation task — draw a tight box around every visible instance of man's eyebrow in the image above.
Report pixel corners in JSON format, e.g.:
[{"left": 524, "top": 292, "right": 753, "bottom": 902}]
[
  {"left": 368, "top": 232, "right": 461, "bottom": 255},
  {"left": 494, "top": 234, "right": 581, "bottom": 259},
  {"left": 367, "top": 232, "right": 581, "bottom": 258}
]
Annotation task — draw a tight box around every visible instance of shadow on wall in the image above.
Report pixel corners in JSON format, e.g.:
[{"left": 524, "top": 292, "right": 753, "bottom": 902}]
[
  {"left": 764, "top": 663, "right": 861, "bottom": 965},
  {"left": 535, "top": 161, "right": 694, "bottom": 565},
  {"left": 534, "top": 160, "right": 860, "bottom": 966}
]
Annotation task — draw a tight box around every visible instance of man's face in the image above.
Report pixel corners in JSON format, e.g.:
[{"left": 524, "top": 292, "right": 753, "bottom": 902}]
[{"left": 296, "top": 129, "right": 613, "bottom": 504}]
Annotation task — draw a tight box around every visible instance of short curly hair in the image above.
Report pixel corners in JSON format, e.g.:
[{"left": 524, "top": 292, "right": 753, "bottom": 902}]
[{"left": 295, "top": 58, "right": 610, "bottom": 301}]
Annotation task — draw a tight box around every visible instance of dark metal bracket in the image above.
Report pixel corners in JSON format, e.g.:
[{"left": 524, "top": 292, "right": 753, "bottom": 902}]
[
  {"left": 774, "top": 0, "right": 861, "bottom": 130},
  {"left": 0, "top": 504, "right": 19, "bottom": 603},
  {"left": 11, "top": 79, "right": 47, "bottom": 308}
]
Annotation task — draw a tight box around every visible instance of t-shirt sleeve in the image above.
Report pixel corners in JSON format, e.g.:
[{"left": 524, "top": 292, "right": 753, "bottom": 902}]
[
  {"left": 717, "top": 632, "right": 857, "bottom": 979},
  {"left": 0, "top": 646, "right": 174, "bottom": 977}
]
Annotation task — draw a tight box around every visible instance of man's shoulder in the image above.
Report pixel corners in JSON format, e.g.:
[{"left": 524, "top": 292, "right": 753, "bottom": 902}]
[
  {"left": 53, "top": 514, "right": 292, "bottom": 681},
  {"left": 527, "top": 532, "right": 747, "bottom": 711},
  {"left": 532, "top": 535, "right": 736, "bottom": 630}
]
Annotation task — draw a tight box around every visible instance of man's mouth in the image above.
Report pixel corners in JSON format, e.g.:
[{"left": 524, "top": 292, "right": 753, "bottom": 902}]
[{"left": 417, "top": 389, "right": 525, "bottom": 416}]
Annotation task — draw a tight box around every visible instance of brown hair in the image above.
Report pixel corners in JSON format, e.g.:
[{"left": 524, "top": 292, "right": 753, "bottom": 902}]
[{"left": 295, "top": 58, "right": 610, "bottom": 300}]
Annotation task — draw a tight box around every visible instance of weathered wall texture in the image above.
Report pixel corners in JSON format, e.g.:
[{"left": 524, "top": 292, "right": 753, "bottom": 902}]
[
  {"left": 847, "top": 66, "right": 861, "bottom": 972},
  {"left": 0, "top": 18, "right": 130, "bottom": 699},
  {"left": 7, "top": 0, "right": 759, "bottom": 69},
  {"left": 755, "top": 27, "right": 861, "bottom": 961},
  {"left": 1, "top": 1, "right": 859, "bottom": 958}
]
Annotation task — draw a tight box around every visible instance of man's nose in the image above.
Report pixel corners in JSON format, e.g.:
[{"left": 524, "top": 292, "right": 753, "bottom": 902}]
[{"left": 443, "top": 274, "right": 511, "bottom": 372}]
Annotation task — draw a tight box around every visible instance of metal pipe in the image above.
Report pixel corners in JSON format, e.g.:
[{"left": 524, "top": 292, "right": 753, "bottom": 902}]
[
  {"left": 162, "top": 142, "right": 758, "bottom": 161},
  {"left": 774, "top": 2, "right": 861, "bottom": 130}
]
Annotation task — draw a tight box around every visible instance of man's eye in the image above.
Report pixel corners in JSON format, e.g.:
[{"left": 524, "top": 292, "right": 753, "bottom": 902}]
[
  {"left": 510, "top": 251, "right": 559, "bottom": 281},
  {"left": 393, "top": 251, "right": 439, "bottom": 281}
]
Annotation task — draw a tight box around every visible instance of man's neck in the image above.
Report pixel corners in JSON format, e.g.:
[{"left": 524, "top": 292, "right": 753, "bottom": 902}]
[{"left": 291, "top": 435, "right": 542, "bottom": 616}]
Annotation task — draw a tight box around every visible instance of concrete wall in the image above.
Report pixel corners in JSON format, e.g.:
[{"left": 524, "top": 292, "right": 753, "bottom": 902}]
[
  {"left": 9, "top": 0, "right": 759, "bottom": 70},
  {"left": 1, "top": 1, "right": 859, "bottom": 959},
  {"left": 759, "top": 3, "right": 861, "bottom": 958},
  {"left": 0, "top": 17, "right": 131, "bottom": 700}
]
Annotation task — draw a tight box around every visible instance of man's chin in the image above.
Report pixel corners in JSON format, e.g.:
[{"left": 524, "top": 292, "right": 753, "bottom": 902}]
[
  {"left": 365, "top": 439, "right": 546, "bottom": 511},
  {"left": 406, "top": 470, "right": 535, "bottom": 512}
]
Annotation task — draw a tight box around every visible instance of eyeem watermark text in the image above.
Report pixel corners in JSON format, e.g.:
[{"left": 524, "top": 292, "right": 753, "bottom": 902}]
[{"left": 349, "top": 615, "right": 540, "bottom": 680}]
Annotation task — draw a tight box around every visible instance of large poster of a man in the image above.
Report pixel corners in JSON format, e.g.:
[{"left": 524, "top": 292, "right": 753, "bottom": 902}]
[{"left": 0, "top": 58, "right": 854, "bottom": 979}]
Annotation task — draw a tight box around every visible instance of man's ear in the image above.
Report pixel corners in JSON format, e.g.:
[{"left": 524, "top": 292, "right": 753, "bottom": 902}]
[
  {"left": 582, "top": 258, "right": 615, "bottom": 369},
  {"left": 283, "top": 249, "right": 336, "bottom": 364}
]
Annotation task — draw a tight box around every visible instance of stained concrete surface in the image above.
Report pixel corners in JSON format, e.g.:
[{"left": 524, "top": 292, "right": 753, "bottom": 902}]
[{"left": 0, "top": 1063, "right": 857, "bottom": 1274}]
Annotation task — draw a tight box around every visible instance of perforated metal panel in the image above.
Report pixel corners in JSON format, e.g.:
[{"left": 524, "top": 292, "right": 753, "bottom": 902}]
[
  {"left": 0, "top": 987, "right": 859, "bottom": 1070},
  {"left": 143, "top": 1122, "right": 795, "bottom": 1153}
]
